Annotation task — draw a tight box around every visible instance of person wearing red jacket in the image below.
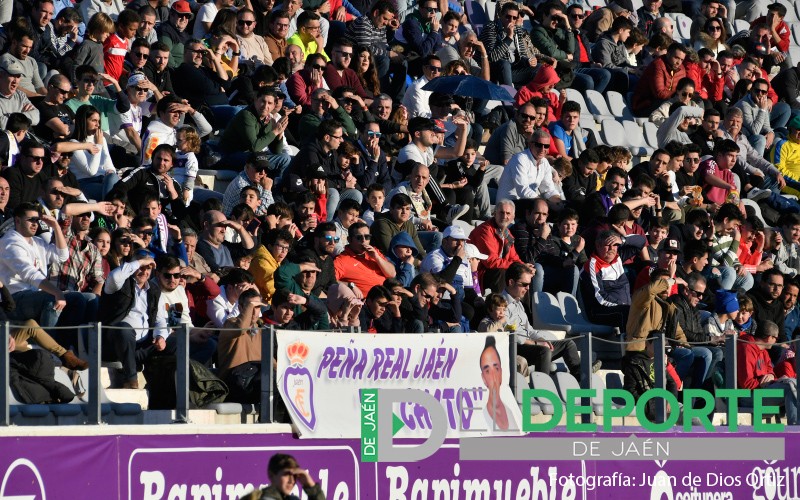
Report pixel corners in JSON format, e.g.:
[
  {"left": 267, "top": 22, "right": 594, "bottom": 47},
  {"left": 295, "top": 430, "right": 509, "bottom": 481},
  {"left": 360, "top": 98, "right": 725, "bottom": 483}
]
[
  {"left": 632, "top": 43, "right": 688, "bottom": 116},
  {"left": 685, "top": 48, "right": 724, "bottom": 102},
  {"left": 751, "top": 3, "right": 791, "bottom": 68},
  {"left": 514, "top": 64, "right": 565, "bottom": 123},
  {"left": 737, "top": 322, "right": 798, "bottom": 424},
  {"left": 469, "top": 200, "right": 533, "bottom": 294}
]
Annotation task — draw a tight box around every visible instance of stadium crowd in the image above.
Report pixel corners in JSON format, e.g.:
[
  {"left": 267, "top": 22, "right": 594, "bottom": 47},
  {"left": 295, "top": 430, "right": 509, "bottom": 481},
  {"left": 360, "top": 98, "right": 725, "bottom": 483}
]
[{"left": 1, "top": 0, "right": 799, "bottom": 421}]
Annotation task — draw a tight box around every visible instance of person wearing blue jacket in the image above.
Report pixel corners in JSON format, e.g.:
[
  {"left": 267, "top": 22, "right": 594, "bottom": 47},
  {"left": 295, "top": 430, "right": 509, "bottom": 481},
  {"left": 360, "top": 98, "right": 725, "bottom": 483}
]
[{"left": 386, "top": 230, "right": 418, "bottom": 286}]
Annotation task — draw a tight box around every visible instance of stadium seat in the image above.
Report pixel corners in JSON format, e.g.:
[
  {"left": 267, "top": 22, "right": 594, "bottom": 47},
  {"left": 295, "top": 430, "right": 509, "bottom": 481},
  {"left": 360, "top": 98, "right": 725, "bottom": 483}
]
[
  {"left": 531, "top": 292, "right": 572, "bottom": 333},
  {"left": 453, "top": 219, "right": 475, "bottom": 237},
  {"left": 76, "top": 370, "right": 142, "bottom": 417},
  {"left": 674, "top": 14, "right": 692, "bottom": 43},
  {"left": 630, "top": 0, "right": 643, "bottom": 11},
  {"left": 466, "top": 0, "right": 489, "bottom": 35},
  {"left": 605, "top": 90, "right": 637, "bottom": 121},
  {"left": 643, "top": 121, "right": 660, "bottom": 149},
  {"left": 584, "top": 90, "right": 616, "bottom": 122},
  {"left": 778, "top": 0, "right": 798, "bottom": 22},
  {"left": 592, "top": 373, "right": 635, "bottom": 416},
  {"left": 484, "top": 0, "right": 495, "bottom": 20},
  {"left": 556, "top": 292, "right": 617, "bottom": 335},
  {"left": 791, "top": 46, "right": 800, "bottom": 67},
  {"left": 600, "top": 119, "right": 628, "bottom": 148},
  {"left": 584, "top": 0, "right": 606, "bottom": 9},
  {"left": 567, "top": 89, "right": 594, "bottom": 123},
  {"left": 529, "top": 372, "right": 560, "bottom": 415},
  {"left": 732, "top": 19, "right": 750, "bottom": 35},
  {"left": 552, "top": 371, "right": 582, "bottom": 407},
  {"left": 6, "top": 387, "right": 52, "bottom": 418},
  {"left": 622, "top": 120, "right": 654, "bottom": 156}
]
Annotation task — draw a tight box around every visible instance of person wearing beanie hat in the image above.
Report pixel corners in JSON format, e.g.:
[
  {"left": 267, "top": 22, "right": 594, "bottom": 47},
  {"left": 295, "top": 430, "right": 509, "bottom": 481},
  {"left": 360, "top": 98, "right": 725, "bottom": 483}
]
[{"left": 703, "top": 289, "right": 739, "bottom": 343}]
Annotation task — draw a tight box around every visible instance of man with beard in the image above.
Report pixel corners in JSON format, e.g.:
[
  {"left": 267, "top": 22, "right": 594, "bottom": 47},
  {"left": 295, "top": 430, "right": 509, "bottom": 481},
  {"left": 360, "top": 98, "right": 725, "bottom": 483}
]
[
  {"left": 748, "top": 268, "right": 788, "bottom": 358},
  {"left": 470, "top": 200, "right": 531, "bottom": 293},
  {"left": 781, "top": 279, "right": 800, "bottom": 341},
  {"left": 485, "top": 102, "right": 537, "bottom": 166},
  {"left": 142, "top": 42, "right": 175, "bottom": 96},
  {"left": 196, "top": 210, "right": 256, "bottom": 273},
  {"left": 277, "top": 223, "right": 339, "bottom": 298},
  {"left": 152, "top": 254, "right": 193, "bottom": 331},
  {"left": 3, "top": 140, "right": 50, "bottom": 211},
  {"left": 323, "top": 39, "right": 370, "bottom": 103},
  {"left": 632, "top": 42, "right": 687, "bottom": 116},
  {"left": 33, "top": 74, "right": 75, "bottom": 143}
]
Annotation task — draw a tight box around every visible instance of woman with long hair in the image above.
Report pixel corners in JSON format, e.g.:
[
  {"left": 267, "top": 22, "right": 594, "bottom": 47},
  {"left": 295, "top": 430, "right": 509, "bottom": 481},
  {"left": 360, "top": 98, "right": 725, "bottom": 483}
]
[
  {"left": 693, "top": 17, "right": 729, "bottom": 57},
  {"left": 69, "top": 105, "right": 117, "bottom": 201},
  {"left": 89, "top": 227, "right": 112, "bottom": 278},
  {"left": 107, "top": 227, "right": 137, "bottom": 271},
  {"left": 354, "top": 46, "right": 380, "bottom": 97}
]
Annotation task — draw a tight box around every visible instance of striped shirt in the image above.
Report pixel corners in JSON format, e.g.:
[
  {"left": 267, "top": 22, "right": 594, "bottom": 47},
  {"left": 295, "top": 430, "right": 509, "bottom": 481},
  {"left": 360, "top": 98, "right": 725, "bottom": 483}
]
[{"left": 345, "top": 16, "right": 388, "bottom": 57}]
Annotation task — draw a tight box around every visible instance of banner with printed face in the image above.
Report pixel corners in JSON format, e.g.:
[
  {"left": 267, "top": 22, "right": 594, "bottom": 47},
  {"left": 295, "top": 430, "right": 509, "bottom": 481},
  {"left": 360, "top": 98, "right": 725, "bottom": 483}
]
[{"left": 275, "top": 331, "right": 524, "bottom": 439}]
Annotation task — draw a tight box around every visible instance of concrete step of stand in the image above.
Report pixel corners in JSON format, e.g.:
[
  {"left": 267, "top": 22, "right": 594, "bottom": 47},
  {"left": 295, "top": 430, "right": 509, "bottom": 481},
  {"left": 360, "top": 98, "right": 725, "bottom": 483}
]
[{"left": 105, "top": 388, "right": 149, "bottom": 409}]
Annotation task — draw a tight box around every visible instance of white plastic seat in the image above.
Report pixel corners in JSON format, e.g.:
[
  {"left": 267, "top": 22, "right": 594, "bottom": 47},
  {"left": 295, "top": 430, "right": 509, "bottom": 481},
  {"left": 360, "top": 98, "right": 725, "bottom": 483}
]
[
  {"left": 531, "top": 292, "right": 571, "bottom": 333},
  {"left": 733, "top": 19, "right": 750, "bottom": 35},
  {"left": 643, "top": 121, "right": 660, "bottom": 149},
  {"left": 600, "top": 119, "right": 629, "bottom": 147},
  {"left": 584, "top": 89, "right": 616, "bottom": 121},
  {"left": 556, "top": 292, "right": 617, "bottom": 335},
  {"left": 622, "top": 120, "right": 654, "bottom": 156},
  {"left": 553, "top": 371, "right": 582, "bottom": 406},
  {"left": 674, "top": 14, "right": 692, "bottom": 42},
  {"left": 778, "top": 0, "right": 798, "bottom": 22},
  {"left": 565, "top": 88, "right": 590, "bottom": 114},
  {"left": 592, "top": 373, "right": 634, "bottom": 416},
  {"left": 529, "top": 372, "right": 561, "bottom": 415}
]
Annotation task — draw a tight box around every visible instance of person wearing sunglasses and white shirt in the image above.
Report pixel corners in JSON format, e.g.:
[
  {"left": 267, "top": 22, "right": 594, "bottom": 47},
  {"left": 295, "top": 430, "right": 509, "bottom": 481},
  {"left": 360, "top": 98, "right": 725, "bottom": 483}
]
[{"left": 496, "top": 129, "right": 564, "bottom": 208}]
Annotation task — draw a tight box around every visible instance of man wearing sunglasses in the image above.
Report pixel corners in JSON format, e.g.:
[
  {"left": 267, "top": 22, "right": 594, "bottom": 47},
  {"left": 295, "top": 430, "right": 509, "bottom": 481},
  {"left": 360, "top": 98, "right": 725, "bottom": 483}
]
[
  {"left": 334, "top": 221, "right": 396, "bottom": 296},
  {"left": 33, "top": 74, "right": 74, "bottom": 143},
  {"left": 497, "top": 129, "right": 563, "bottom": 206},
  {"left": 324, "top": 39, "right": 370, "bottom": 104},
  {"left": 156, "top": 0, "right": 193, "bottom": 69},
  {"left": 401, "top": 54, "right": 441, "bottom": 119},
  {"left": 286, "top": 11, "right": 328, "bottom": 64},
  {"left": 352, "top": 122, "right": 391, "bottom": 188},
  {"left": 277, "top": 222, "right": 339, "bottom": 298},
  {"left": 400, "top": 0, "right": 443, "bottom": 58},
  {"left": 479, "top": 2, "right": 539, "bottom": 86},
  {"left": 236, "top": 7, "right": 272, "bottom": 66},
  {"left": 108, "top": 73, "right": 160, "bottom": 168}
]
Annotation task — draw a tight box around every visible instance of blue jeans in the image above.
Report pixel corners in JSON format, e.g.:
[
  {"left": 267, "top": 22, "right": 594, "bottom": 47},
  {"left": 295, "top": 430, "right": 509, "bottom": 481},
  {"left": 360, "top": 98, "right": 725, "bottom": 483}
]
[
  {"left": 326, "top": 188, "right": 364, "bottom": 221},
  {"left": 742, "top": 378, "right": 798, "bottom": 425},
  {"left": 210, "top": 104, "right": 246, "bottom": 130},
  {"left": 573, "top": 68, "right": 611, "bottom": 94},
  {"left": 219, "top": 151, "right": 292, "bottom": 176},
  {"left": 419, "top": 230, "right": 443, "bottom": 254},
  {"left": 687, "top": 346, "right": 721, "bottom": 388},
  {"left": 707, "top": 265, "right": 754, "bottom": 291},
  {"left": 79, "top": 173, "right": 119, "bottom": 202},
  {"left": 490, "top": 59, "right": 538, "bottom": 87},
  {"left": 772, "top": 102, "right": 792, "bottom": 130},
  {"left": 669, "top": 346, "right": 695, "bottom": 382},
  {"left": 10, "top": 289, "right": 62, "bottom": 328}
]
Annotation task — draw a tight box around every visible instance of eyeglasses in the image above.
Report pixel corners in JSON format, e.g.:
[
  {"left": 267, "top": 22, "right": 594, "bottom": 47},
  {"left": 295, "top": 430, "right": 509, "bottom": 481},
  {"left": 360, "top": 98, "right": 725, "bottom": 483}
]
[
  {"left": 252, "top": 166, "right": 269, "bottom": 173},
  {"left": 754, "top": 89, "right": 769, "bottom": 95},
  {"left": 532, "top": 142, "right": 550, "bottom": 149},
  {"left": 570, "top": 13, "right": 585, "bottom": 18},
  {"left": 709, "top": 25, "right": 722, "bottom": 31},
  {"left": 237, "top": 19, "right": 255, "bottom": 26},
  {"left": 24, "top": 217, "right": 41, "bottom": 224},
  {"left": 518, "top": 112, "right": 536, "bottom": 121},
  {"left": 680, "top": 92, "right": 693, "bottom": 97},
  {"left": 274, "top": 22, "right": 289, "bottom": 29},
  {"left": 424, "top": 5, "right": 439, "bottom": 11},
  {"left": 504, "top": 14, "right": 519, "bottom": 20},
  {"left": 685, "top": 157, "right": 701, "bottom": 163},
  {"left": 26, "top": 154, "right": 45, "bottom": 162},
  {"left": 132, "top": 52, "right": 148, "bottom": 59},
  {"left": 367, "top": 131, "right": 382, "bottom": 138},
  {"left": 311, "top": 63, "right": 326, "bottom": 71},
  {"left": 162, "top": 272, "right": 182, "bottom": 280},
  {"left": 323, "top": 235, "right": 341, "bottom": 243},
  {"left": 175, "top": 13, "right": 191, "bottom": 19},
  {"left": 375, "top": 300, "right": 389, "bottom": 308},
  {"left": 305, "top": 24, "right": 321, "bottom": 31},
  {"left": 516, "top": 281, "right": 531, "bottom": 288},
  {"left": 355, "top": 234, "right": 371, "bottom": 241},
  {"left": 135, "top": 230, "right": 153, "bottom": 238},
  {"left": 765, "top": 282, "right": 784, "bottom": 289},
  {"left": 81, "top": 78, "right": 97, "bottom": 85},
  {"left": 301, "top": 270, "right": 319, "bottom": 275},
  {"left": 118, "top": 238, "right": 132, "bottom": 245},
  {"left": 427, "top": 65, "right": 442, "bottom": 73},
  {"left": 134, "top": 87, "right": 147, "bottom": 93},
  {"left": 330, "top": 135, "right": 343, "bottom": 140},
  {"left": 421, "top": 291, "right": 435, "bottom": 300},
  {"left": 688, "top": 288, "right": 704, "bottom": 297},
  {"left": 336, "top": 50, "right": 352, "bottom": 58},
  {"left": 271, "top": 243, "right": 290, "bottom": 251},
  {"left": 51, "top": 86, "right": 70, "bottom": 95}
]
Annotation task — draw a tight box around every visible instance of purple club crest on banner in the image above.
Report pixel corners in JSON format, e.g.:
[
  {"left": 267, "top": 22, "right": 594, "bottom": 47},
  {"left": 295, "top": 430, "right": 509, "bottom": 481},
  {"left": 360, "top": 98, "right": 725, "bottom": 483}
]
[{"left": 283, "top": 341, "right": 317, "bottom": 430}]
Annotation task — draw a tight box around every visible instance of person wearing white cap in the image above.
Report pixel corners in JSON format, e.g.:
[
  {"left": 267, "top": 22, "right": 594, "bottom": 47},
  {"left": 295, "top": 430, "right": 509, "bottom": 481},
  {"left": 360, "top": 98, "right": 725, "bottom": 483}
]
[
  {"left": 107, "top": 72, "right": 159, "bottom": 168},
  {"left": 0, "top": 57, "right": 39, "bottom": 129},
  {"left": 420, "top": 224, "right": 471, "bottom": 294}
]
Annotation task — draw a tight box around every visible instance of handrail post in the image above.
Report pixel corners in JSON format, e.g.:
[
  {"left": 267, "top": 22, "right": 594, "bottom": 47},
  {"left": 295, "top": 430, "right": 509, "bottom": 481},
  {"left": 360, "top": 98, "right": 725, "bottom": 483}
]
[
  {"left": 653, "top": 334, "right": 667, "bottom": 424},
  {"left": 88, "top": 322, "right": 102, "bottom": 425},
  {"left": 508, "top": 334, "right": 517, "bottom": 403},
  {"left": 0, "top": 322, "right": 9, "bottom": 426},
  {"left": 260, "top": 325, "right": 275, "bottom": 423},
  {"left": 725, "top": 335, "right": 737, "bottom": 389},
  {"left": 795, "top": 340, "right": 800, "bottom": 393},
  {"left": 579, "top": 333, "right": 593, "bottom": 424},
  {"left": 174, "top": 323, "right": 190, "bottom": 423}
]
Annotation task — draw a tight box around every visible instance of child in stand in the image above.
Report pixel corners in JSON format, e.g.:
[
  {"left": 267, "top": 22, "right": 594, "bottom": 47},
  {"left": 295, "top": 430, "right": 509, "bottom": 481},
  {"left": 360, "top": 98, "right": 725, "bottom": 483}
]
[
  {"left": 478, "top": 293, "right": 530, "bottom": 377},
  {"left": 551, "top": 157, "right": 571, "bottom": 200},
  {"left": 102, "top": 10, "right": 141, "bottom": 93},
  {"left": 644, "top": 220, "right": 670, "bottom": 262},
  {"left": 71, "top": 13, "right": 114, "bottom": 78},
  {"left": 555, "top": 209, "right": 587, "bottom": 268},
  {"left": 593, "top": 145, "right": 614, "bottom": 191},
  {"left": 362, "top": 184, "right": 386, "bottom": 227},
  {"left": 734, "top": 295, "right": 758, "bottom": 336},
  {"left": 172, "top": 126, "right": 201, "bottom": 206},
  {"left": 139, "top": 194, "right": 171, "bottom": 255},
  {"left": 610, "top": 146, "right": 633, "bottom": 173},
  {"left": 703, "top": 289, "right": 739, "bottom": 344}
]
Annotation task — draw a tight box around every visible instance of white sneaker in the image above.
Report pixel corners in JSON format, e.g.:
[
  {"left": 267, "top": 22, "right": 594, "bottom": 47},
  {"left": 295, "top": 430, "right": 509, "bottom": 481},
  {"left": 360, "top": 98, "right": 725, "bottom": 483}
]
[
  {"left": 446, "top": 204, "right": 470, "bottom": 223},
  {"left": 747, "top": 187, "right": 771, "bottom": 202}
]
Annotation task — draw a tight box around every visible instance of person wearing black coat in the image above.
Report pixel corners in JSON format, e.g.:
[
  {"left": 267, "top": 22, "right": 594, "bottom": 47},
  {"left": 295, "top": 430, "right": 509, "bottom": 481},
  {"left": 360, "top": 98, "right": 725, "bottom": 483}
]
[{"left": 771, "top": 64, "right": 800, "bottom": 110}]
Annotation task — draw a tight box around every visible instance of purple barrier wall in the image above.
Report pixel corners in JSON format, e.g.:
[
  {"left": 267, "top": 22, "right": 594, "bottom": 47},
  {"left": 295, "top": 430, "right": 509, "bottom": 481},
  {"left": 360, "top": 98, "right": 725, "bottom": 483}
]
[{"left": 0, "top": 432, "right": 797, "bottom": 499}]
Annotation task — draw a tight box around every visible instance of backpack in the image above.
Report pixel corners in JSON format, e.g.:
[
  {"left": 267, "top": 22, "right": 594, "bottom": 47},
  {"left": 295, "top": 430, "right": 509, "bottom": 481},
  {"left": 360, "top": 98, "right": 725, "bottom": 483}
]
[
  {"left": 189, "top": 360, "right": 228, "bottom": 408},
  {"left": 9, "top": 350, "right": 74, "bottom": 404}
]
